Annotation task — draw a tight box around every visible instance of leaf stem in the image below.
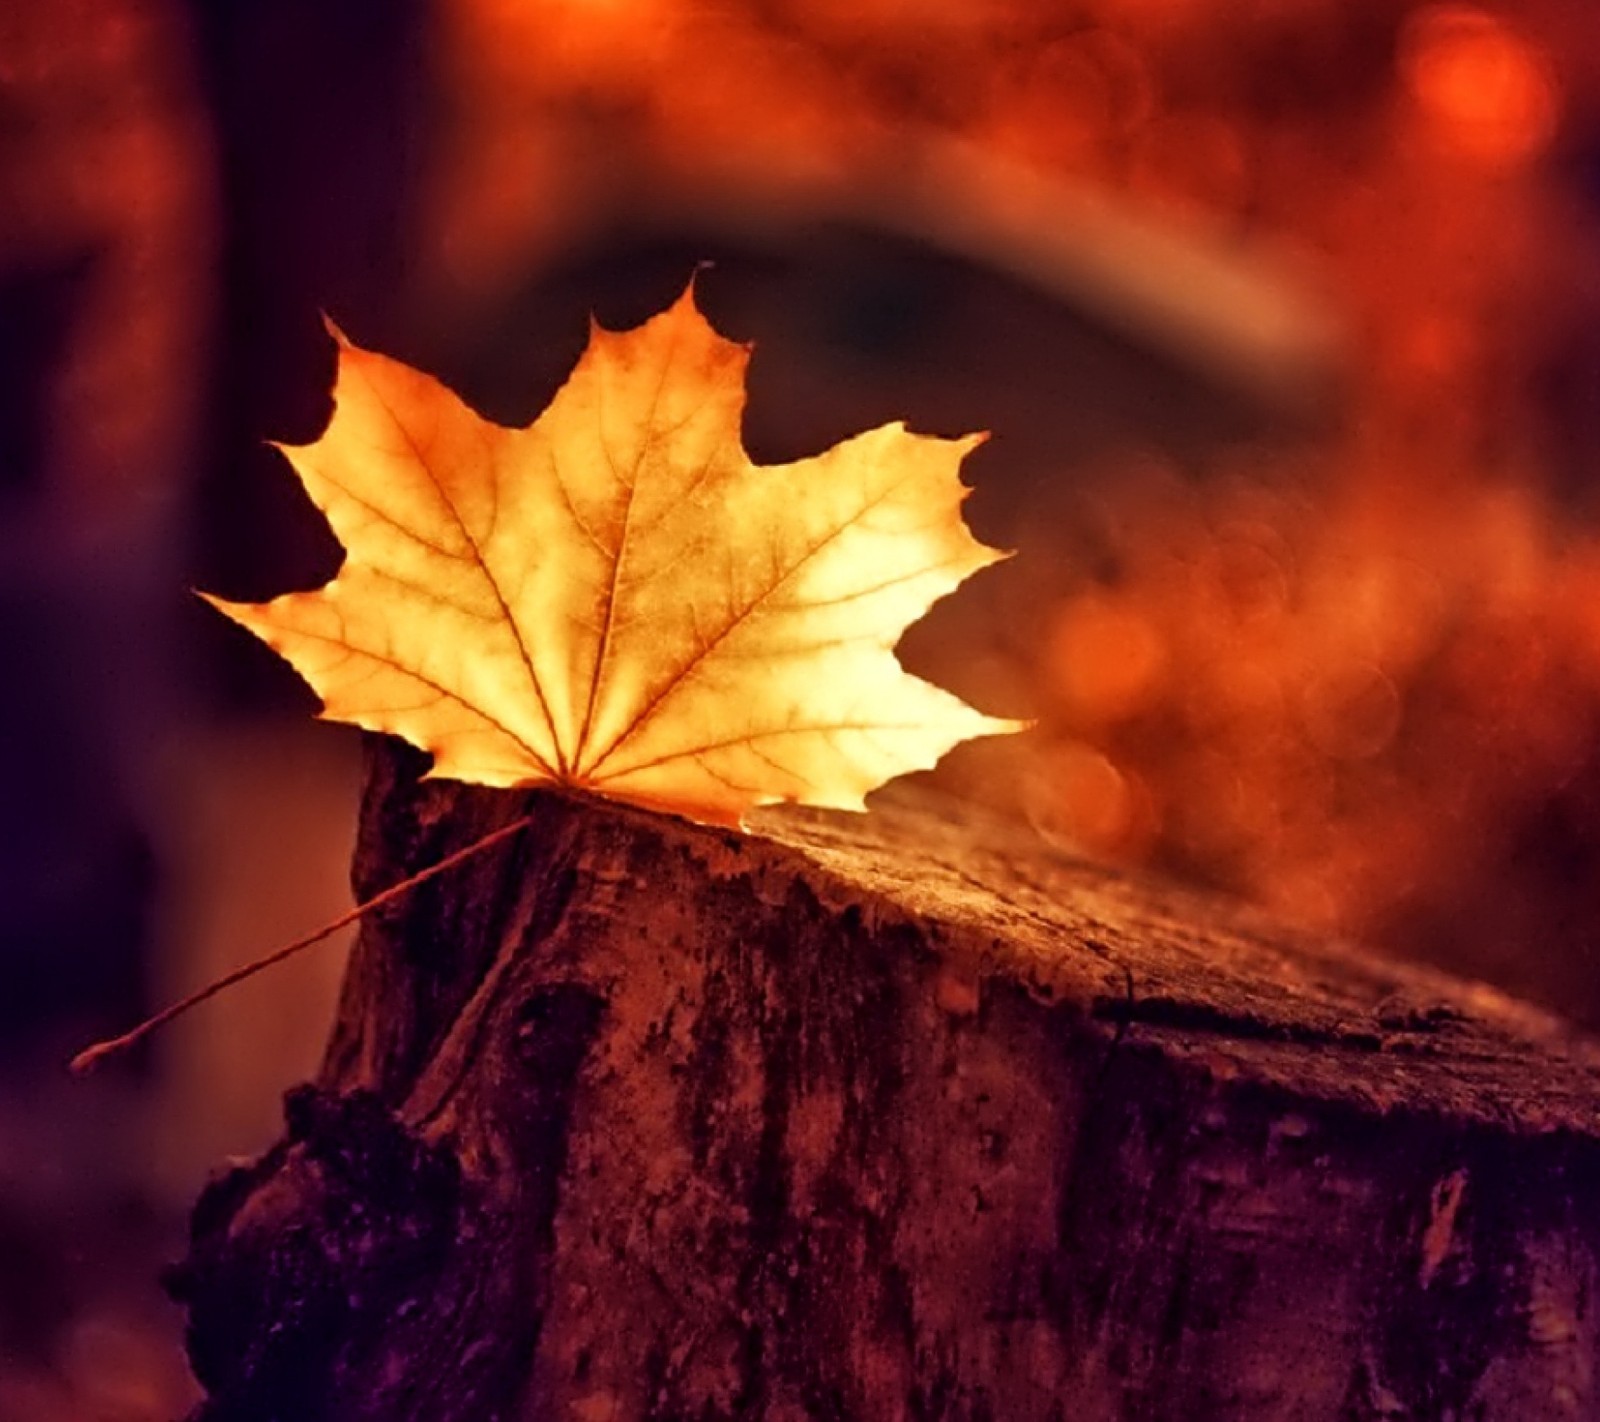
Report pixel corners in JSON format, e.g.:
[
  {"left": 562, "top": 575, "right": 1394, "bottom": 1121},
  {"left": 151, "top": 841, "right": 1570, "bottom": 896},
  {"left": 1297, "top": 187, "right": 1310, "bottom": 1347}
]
[{"left": 68, "top": 811, "right": 537, "bottom": 1076}]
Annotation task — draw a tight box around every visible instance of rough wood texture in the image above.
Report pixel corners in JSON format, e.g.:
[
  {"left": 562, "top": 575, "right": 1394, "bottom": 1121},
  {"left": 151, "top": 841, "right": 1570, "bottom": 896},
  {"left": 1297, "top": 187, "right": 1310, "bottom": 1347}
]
[{"left": 172, "top": 738, "right": 1600, "bottom": 1420}]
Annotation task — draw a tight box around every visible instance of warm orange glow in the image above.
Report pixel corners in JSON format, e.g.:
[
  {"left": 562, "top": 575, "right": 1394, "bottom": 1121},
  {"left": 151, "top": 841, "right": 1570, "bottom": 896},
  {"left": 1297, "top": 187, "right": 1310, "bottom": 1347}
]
[
  {"left": 980, "top": 31, "right": 1155, "bottom": 177},
  {"left": 1129, "top": 112, "right": 1250, "bottom": 220},
  {"left": 1401, "top": 6, "right": 1559, "bottom": 166},
  {"left": 1020, "top": 457, "right": 1600, "bottom": 944},
  {"left": 459, "top": 0, "right": 681, "bottom": 85},
  {"left": 1046, "top": 595, "right": 1167, "bottom": 724},
  {"left": 1299, "top": 662, "right": 1400, "bottom": 761},
  {"left": 1026, "top": 741, "right": 1156, "bottom": 860}
]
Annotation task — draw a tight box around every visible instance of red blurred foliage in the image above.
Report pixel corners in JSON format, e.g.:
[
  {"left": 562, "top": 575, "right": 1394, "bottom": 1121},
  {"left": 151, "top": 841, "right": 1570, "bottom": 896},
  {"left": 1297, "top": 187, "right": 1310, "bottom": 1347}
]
[
  {"left": 427, "top": 0, "right": 1600, "bottom": 1015},
  {"left": 1023, "top": 451, "right": 1600, "bottom": 987}
]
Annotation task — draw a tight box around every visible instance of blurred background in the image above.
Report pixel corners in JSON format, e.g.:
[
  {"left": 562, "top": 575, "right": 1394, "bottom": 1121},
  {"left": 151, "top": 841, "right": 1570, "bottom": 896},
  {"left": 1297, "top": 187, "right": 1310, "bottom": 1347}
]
[{"left": 6, "top": 0, "right": 1600, "bottom": 1413}]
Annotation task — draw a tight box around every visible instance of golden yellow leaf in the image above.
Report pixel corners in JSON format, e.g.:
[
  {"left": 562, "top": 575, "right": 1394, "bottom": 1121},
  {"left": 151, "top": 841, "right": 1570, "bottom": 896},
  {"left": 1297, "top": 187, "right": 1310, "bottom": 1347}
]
[{"left": 206, "top": 285, "right": 1022, "bottom": 825}]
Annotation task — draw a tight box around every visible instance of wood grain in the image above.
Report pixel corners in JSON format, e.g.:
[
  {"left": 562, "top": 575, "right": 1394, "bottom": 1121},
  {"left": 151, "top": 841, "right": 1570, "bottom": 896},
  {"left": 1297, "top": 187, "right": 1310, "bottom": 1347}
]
[{"left": 171, "top": 737, "right": 1600, "bottom": 1420}]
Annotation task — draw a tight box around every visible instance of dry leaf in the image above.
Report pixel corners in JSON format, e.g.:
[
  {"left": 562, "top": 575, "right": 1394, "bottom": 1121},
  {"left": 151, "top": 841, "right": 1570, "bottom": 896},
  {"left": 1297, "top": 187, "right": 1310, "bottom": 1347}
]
[{"left": 206, "top": 285, "right": 1021, "bottom": 825}]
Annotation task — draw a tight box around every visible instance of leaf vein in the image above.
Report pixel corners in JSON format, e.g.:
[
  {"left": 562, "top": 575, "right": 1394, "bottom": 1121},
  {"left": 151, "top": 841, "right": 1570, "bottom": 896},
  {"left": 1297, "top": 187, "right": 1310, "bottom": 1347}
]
[
  {"left": 572, "top": 318, "right": 685, "bottom": 770},
  {"left": 594, "top": 719, "right": 932, "bottom": 781},
  {"left": 584, "top": 468, "right": 927, "bottom": 777},
  {"left": 289, "top": 621, "right": 556, "bottom": 776},
  {"left": 351, "top": 364, "right": 565, "bottom": 772}
]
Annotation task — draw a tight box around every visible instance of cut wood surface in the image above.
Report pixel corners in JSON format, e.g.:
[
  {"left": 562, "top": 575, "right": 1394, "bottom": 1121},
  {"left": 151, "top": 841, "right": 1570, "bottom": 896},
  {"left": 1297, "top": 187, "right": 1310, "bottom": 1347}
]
[{"left": 172, "top": 737, "right": 1600, "bottom": 1420}]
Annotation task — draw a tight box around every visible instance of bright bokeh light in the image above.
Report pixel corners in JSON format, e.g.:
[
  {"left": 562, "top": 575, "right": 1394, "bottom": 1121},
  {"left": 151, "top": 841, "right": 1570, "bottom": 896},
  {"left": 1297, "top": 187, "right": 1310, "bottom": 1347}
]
[{"left": 1400, "top": 6, "right": 1559, "bottom": 166}]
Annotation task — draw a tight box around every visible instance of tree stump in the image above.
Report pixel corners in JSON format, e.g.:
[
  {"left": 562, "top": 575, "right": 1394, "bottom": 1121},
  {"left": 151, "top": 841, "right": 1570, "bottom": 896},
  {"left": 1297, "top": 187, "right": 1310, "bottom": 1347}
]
[{"left": 171, "top": 738, "right": 1600, "bottom": 1420}]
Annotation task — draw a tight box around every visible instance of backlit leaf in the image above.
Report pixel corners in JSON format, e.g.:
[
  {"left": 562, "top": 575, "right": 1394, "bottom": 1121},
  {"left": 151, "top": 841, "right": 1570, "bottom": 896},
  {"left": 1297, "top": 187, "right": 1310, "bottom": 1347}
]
[{"left": 206, "top": 285, "right": 1022, "bottom": 826}]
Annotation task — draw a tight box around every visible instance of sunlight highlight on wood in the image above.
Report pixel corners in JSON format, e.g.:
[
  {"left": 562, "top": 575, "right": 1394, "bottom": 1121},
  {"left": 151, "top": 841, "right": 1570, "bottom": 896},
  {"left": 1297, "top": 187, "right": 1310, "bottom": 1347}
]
[{"left": 206, "top": 284, "right": 1022, "bottom": 825}]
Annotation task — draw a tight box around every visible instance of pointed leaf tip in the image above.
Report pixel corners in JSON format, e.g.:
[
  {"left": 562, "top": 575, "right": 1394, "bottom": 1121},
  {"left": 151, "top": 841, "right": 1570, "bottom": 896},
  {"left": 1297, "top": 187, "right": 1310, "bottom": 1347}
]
[{"left": 321, "top": 313, "right": 352, "bottom": 347}]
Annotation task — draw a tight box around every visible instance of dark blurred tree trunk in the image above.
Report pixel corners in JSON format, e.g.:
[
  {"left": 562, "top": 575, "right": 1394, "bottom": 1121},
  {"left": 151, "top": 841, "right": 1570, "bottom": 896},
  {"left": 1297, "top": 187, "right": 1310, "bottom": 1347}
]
[
  {"left": 186, "top": 0, "right": 436, "bottom": 701},
  {"left": 0, "top": 0, "right": 212, "bottom": 1050},
  {"left": 173, "top": 737, "right": 1600, "bottom": 1419}
]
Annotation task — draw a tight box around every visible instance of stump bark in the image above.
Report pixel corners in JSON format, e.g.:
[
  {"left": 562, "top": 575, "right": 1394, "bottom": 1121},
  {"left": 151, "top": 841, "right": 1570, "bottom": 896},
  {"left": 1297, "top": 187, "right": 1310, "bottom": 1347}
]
[{"left": 172, "top": 738, "right": 1600, "bottom": 1420}]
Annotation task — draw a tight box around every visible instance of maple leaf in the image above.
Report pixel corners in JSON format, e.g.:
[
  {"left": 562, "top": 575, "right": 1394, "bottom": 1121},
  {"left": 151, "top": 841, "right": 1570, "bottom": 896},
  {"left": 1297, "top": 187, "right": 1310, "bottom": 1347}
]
[{"left": 205, "top": 285, "right": 1021, "bottom": 826}]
